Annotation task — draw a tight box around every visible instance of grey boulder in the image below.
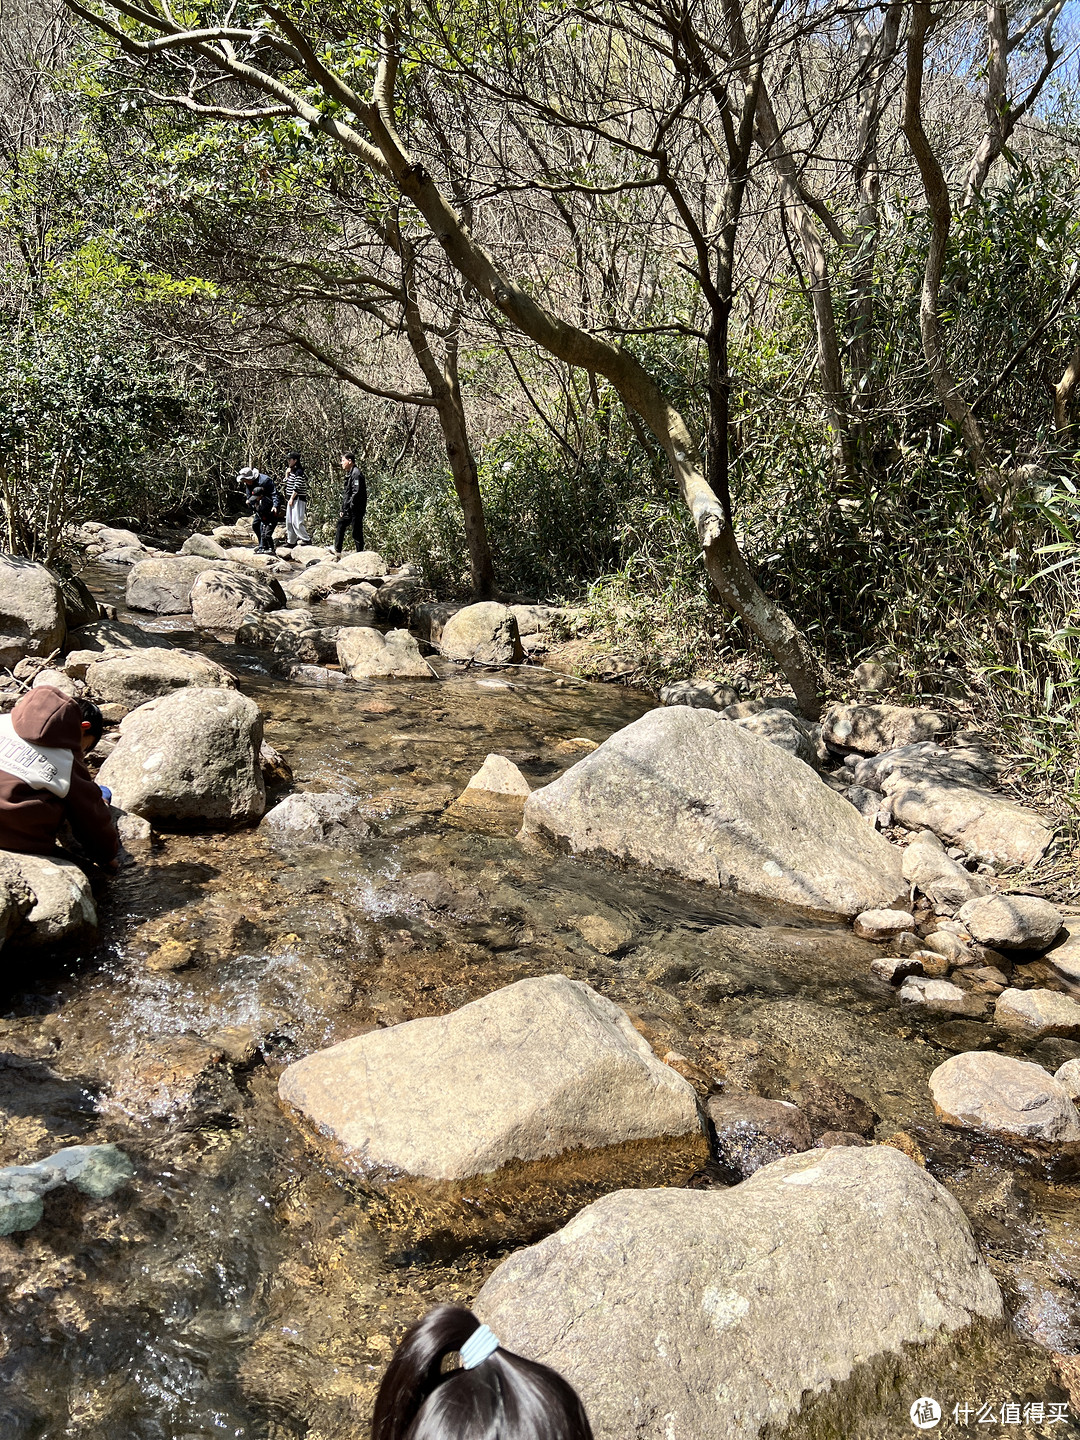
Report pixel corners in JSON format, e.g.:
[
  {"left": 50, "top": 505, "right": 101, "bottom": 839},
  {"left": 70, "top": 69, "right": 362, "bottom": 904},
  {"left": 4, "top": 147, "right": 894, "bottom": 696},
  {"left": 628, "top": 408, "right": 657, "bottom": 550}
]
[
  {"left": 658, "top": 678, "right": 740, "bottom": 711},
  {"left": 733, "top": 708, "right": 817, "bottom": 766},
  {"left": 97, "top": 687, "right": 265, "bottom": 824},
  {"left": 181, "top": 534, "right": 230, "bottom": 561},
  {"left": 126, "top": 556, "right": 215, "bottom": 614},
  {"left": 993, "top": 987, "right": 1080, "bottom": 1039},
  {"left": 439, "top": 602, "right": 524, "bottom": 666},
  {"left": 930, "top": 1052, "right": 1080, "bottom": 1144},
  {"left": 337, "top": 627, "right": 430, "bottom": 680},
  {"left": 476, "top": 1146, "right": 1002, "bottom": 1440},
  {"left": 189, "top": 568, "right": 286, "bottom": 632},
  {"left": 279, "top": 974, "right": 704, "bottom": 1182},
  {"left": 520, "top": 706, "right": 905, "bottom": 918},
  {"left": 235, "top": 611, "right": 317, "bottom": 650},
  {"left": 901, "top": 829, "right": 992, "bottom": 913},
  {"left": 956, "top": 894, "right": 1063, "bottom": 951},
  {"left": 0, "top": 851, "right": 97, "bottom": 945},
  {"left": 706, "top": 1093, "right": 812, "bottom": 1177},
  {"left": 64, "top": 618, "right": 162, "bottom": 653},
  {"left": 0, "top": 555, "right": 67, "bottom": 666},
  {"left": 82, "top": 647, "right": 236, "bottom": 709},
  {"left": 283, "top": 562, "right": 367, "bottom": 604},
  {"left": 261, "top": 792, "right": 371, "bottom": 847},
  {"left": 337, "top": 550, "right": 387, "bottom": 578},
  {"left": 823, "top": 703, "right": 950, "bottom": 754}
]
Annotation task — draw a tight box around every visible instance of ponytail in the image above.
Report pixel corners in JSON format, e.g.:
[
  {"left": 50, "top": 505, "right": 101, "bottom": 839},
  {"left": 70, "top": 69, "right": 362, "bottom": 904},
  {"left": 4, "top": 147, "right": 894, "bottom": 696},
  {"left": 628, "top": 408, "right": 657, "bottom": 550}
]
[{"left": 371, "top": 1304, "right": 593, "bottom": 1440}]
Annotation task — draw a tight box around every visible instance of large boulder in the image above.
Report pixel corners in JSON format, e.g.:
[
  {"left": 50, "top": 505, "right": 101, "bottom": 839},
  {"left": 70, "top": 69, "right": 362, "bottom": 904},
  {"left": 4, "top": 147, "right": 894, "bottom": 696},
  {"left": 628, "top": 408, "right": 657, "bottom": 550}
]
[
  {"left": 956, "top": 894, "right": 1063, "bottom": 951},
  {"left": 180, "top": 534, "right": 230, "bottom": 561},
  {"left": 993, "top": 987, "right": 1080, "bottom": 1039},
  {"left": 929, "top": 1052, "right": 1080, "bottom": 1145},
  {"left": 189, "top": 568, "right": 286, "bottom": 633},
  {"left": 823, "top": 703, "right": 950, "bottom": 754},
  {"left": 439, "top": 602, "right": 524, "bottom": 666},
  {"left": 235, "top": 611, "right": 318, "bottom": 650},
  {"left": 97, "top": 688, "right": 265, "bottom": 824},
  {"left": 279, "top": 974, "right": 704, "bottom": 1182},
  {"left": 852, "top": 741, "right": 1051, "bottom": 867},
  {"left": 58, "top": 575, "right": 100, "bottom": 631},
  {"left": 901, "top": 829, "right": 992, "bottom": 913},
  {"left": 520, "top": 707, "right": 906, "bottom": 918},
  {"left": 126, "top": 556, "right": 215, "bottom": 614},
  {"left": 336, "top": 627, "right": 431, "bottom": 680},
  {"left": 0, "top": 852, "right": 97, "bottom": 946},
  {"left": 475, "top": 1147, "right": 1003, "bottom": 1440},
  {"left": 0, "top": 555, "right": 67, "bottom": 666},
  {"left": 337, "top": 550, "right": 387, "bottom": 577},
  {"left": 261, "top": 792, "right": 371, "bottom": 848},
  {"left": 82, "top": 647, "right": 236, "bottom": 709}
]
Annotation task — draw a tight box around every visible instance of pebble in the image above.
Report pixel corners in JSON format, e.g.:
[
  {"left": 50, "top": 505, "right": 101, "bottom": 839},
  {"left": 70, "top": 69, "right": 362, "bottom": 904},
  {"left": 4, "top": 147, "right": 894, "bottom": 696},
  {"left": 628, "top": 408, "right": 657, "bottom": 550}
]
[
  {"left": 0, "top": 1144, "right": 134, "bottom": 1236},
  {"left": 871, "top": 953, "right": 924, "bottom": 984}
]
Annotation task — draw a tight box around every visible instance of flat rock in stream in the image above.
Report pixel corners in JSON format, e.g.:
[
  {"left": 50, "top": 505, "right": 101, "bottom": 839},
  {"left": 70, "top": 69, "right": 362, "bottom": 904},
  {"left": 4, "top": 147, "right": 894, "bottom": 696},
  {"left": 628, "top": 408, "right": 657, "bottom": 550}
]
[
  {"left": 126, "top": 556, "right": 216, "bottom": 614},
  {"left": 81, "top": 647, "right": 236, "bottom": 708},
  {"left": 337, "top": 627, "right": 430, "bottom": 680},
  {"left": 261, "top": 792, "right": 371, "bottom": 848},
  {"left": 63, "top": 618, "right": 163, "bottom": 654},
  {"left": 475, "top": 1146, "right": 1003, "bottom": 1440},
  {"left": 929, "top": 1052, "right": 1080, "bottom": 1145},
  {"left": 279, "top": 974, "right": 705, "bottom": 1184},
  {"left": 0, "top": 851, "right": 97, "bottom": 946},
  {"left": 180, "top": 534, "right": 230, "bottom": 561},
  {"left": 993, "top": 987, "right": 1080, "bottom": 1039},
  {"left": 283, "top": 562, "right": 368, "bottom": 604},
  {"left": 337, "top": 549, "right": 387, "bottom": 578},
  {"left": 189, "top": 568, "right": 286, "bottom": 632},
  {"left": 235, "top": 611, "right": 317, "bottom": 650},
  {"left": 97, "top": 687, "right": 265, "bottom": 824},
  {"left": 519, "top": 706, "right": 905, "bottom": 918}
]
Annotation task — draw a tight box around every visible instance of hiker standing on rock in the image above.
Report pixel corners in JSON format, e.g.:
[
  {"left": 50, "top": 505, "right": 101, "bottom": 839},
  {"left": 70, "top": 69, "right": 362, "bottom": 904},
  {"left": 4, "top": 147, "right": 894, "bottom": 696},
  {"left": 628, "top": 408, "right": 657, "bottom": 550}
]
[
  {"left": 334, "top": 451, "right": 367, "bottom": 557},
  {"left": 282, "top": 452, "right": 312, "bottom": 547}
]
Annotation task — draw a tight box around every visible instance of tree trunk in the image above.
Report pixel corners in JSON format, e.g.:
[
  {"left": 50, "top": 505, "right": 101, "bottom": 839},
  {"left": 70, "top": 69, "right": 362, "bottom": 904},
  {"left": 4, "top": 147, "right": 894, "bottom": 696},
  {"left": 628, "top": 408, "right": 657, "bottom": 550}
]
[
  {"left": 434, "top": 376, "right": 495, "bottom": 599},
  {"left": 1054, "top": 344, "right": 1080, "bottom": 436}
]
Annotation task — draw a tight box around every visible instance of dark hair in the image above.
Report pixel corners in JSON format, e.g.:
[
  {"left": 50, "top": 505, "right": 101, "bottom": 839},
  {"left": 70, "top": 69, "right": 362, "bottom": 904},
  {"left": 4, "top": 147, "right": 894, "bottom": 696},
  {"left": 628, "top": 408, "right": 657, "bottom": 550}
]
[
  {"left": 287, "top": 452, "right": 301, "bottom": 462},
  {"left": 371, "top": 1305, "right": 592, "bottom": 1440},
  {"left": 342, "top": 451, "right": 355, "bottom": 462},
  {"left": 77, "top": 698, "right": 105, "bottom": 745}
]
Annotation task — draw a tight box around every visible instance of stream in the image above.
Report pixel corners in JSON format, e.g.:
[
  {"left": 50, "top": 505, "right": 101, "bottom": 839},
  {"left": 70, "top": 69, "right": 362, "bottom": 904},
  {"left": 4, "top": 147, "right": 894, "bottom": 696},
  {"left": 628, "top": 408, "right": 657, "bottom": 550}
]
[{"left": 1, "top": 565, "right": 1079, "bottom": 1438}]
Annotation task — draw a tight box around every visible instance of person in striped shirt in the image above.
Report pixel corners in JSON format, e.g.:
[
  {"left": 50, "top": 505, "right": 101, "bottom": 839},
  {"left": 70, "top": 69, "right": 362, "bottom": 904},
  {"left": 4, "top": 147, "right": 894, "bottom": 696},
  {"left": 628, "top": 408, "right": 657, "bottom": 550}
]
[{"left": 282, "top": 452, "right": 313, "bottom": 546}]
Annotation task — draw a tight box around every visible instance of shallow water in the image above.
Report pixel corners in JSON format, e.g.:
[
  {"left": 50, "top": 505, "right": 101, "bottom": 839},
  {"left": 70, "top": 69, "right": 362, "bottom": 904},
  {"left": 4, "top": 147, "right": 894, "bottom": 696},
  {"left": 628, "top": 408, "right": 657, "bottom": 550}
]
[{"left": 1, "top": 569, "right": 1079, "bottom": 1438}]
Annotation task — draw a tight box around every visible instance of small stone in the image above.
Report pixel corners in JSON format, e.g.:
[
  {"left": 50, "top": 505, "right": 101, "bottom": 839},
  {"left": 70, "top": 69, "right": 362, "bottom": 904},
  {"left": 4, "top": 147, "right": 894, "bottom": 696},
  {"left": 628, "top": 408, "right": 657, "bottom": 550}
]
[
  {"left": 115, "top": 810, "right": 153, "bottom": 852},
  {"left": 571, "top": 913, "right": 633, "bottom": 955},
  {"left": 706, "top": 1093, "right": 812, "bottom": 1178},
  {"left": 661, "top": 1052, "right": 714, "bottom": 1089},
  {"left": 205, "top": 1025, "right": 260, "bottom": 1066},
  {"left": 871, "top": 953, "right": 924, "bottom": 984},
  {"left": 954, "top": 966, "right": 1009, "bottom": 995},
  {"left": 891, "top": 931, "right": 924, "bottom": 957},
  {"left": 993, "top": 987, "right": 1080, "bottom": 1040},
  {"left": 853, "top": 908, "right": 915, "bottom": 941},
  {"left": 464, "top": 754, "right": 531, "bottom": 797},
  {"left": 553, "top": 737, "right": 598, "bottom": 755},
  {"left": 50, "top": 1143, "right": 135, "bottom": 1199},
  {"left": 793, "top": 1077, "right": 877, "bottom": 1138},
  {"left": 909, "top": 949, "right": 952, "bottom": 978},
  {"left": 900, "top": 977, "right": 986, "bottom": 1016},
  {"left": 922, "top": 931, "right": 970, "bottom": 963},
  {"left": 956, "top": 895, "right": 1064, "bottom": 952},
  {"left": 145, "top": 940, "right": 194, "bottom": 971},
  {"left": 1054, "top": 1059, "right": 1080, "bottom": 1101},
  {"left": 929, "top": 1052, "right": 1080, "bottom": 1144},
  {"left": 882, "top": 1131, "right": 927, "bottom": 1167}
]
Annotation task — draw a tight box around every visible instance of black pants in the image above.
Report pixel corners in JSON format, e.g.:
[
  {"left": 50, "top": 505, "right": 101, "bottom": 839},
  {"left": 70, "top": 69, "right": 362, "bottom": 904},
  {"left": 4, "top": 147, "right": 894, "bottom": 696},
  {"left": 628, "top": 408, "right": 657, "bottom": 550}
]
[
  {"left": 334, "top": 506, "right": 365, "bottom": 553},
  {"left": 256, "top": 517, "right": 277, "bottom": 553}
]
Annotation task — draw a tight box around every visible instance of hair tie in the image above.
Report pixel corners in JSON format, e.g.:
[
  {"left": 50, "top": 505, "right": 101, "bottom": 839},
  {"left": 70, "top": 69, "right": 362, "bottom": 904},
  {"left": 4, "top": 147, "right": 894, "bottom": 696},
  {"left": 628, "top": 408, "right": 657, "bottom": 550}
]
[{"left": 459, "top": 1324, "right": 499, "bottom": 1369}]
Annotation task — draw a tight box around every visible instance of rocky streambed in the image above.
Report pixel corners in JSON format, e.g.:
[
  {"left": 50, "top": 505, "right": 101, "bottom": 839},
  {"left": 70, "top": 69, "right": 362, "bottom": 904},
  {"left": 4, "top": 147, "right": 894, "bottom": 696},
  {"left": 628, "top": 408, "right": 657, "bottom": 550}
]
[{"left": 0, "top": 533, "right": 1078, "bottom": 1439}]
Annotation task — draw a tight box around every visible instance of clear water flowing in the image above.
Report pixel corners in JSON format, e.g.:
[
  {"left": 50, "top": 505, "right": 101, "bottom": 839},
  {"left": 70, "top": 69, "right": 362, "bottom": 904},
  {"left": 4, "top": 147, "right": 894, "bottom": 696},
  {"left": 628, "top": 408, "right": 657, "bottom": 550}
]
[{"left": 0, "top": 568, "right": 1078, "bottom": 1438}]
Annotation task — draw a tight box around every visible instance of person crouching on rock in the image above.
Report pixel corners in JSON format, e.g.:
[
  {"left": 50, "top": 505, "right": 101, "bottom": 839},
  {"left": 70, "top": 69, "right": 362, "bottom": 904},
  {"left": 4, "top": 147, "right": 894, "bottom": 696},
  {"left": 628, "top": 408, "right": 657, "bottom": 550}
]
[
  {"left": 370, "top": 1304, "right": 593, "bottom": 1440},
  {"left": 249, "top": 476, "right": 281, "bottom": 555},
  {"left": 0, "top": 688, "right": 119, "bottom": 869}
]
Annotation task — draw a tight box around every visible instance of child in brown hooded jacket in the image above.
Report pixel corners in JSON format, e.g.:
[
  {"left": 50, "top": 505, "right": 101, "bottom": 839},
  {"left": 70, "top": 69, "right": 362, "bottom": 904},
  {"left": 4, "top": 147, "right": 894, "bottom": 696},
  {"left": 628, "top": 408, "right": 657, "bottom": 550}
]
[{"left": 0, "top": 686, "right": 119, "bottom": 865}]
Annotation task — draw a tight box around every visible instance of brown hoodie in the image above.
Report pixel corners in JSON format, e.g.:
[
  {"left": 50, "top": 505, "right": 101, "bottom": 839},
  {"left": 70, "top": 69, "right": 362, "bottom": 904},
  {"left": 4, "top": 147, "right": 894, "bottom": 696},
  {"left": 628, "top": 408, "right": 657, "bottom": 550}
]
[{"left": 0, "top": 687, "right": 119, "bottom": 862}]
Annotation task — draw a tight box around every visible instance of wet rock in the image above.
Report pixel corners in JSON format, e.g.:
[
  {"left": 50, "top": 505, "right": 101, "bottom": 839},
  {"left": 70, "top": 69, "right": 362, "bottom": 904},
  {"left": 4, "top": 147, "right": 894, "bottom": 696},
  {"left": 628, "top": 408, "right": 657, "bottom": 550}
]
[
  {"left": 954, "top": 964, "right": 1009, "bottom": 995},
  {"left": 180, "top": 534, "right": 230, "bottom": 561},
  {"left": 853, "top": 908, "right": 914, "bottom": 941},
  {"left": 901, "top": 829, "right": 992, "bottom": 913},
  {"left": 97, "top": 687, "right": 265, "bottom": 824},
  {"left": 871, "top": 953, "right": 925, "bottom": 984},
  {"left": 464, "top": 754, "right": 531, "bottom": 797},
  {"left": 733, "top": 708, "right": 816, "bottom": 766},
  {"left": 1, "top": 851, "right": 97, "bottom": 946},
  {"left": 957, "top": 895, "right": 1063, "bottom": 952},
  {"left": 475, "top": 1147, "right": 1003, "bottom": 1440},
  {"left": 706, "top": 1093, "right": 812, "bottom": 1176},
  {"left": 0, "top": 1143, "right": 134, "bottom": 1236},
  {"left": 791, "top": 1076, "right": 878, "bottom": 1138},
  {"left": 929, "top": 1052, "right": 1080, "bottom": 1144},
  {"left": 63, "top": 618, "right": 162, "bottom": 654},
  {"left": 59, "top": 574, "right": 100, "bottom": 631},
  {"left": 993, "top": 987, "right": 1080, "bottom": 1040},
  {"left": 323, "top": 587, "right": 377, "bottom": 623},
  {"left": 114, "top": 808, "right": 153, "bottom": 852},
  {"left": 439, "top": 602, "right": 524, "bottom": 667},
  {"left": 107, "top": 1035, "right": 241, "bottom": 1123},
  {"left": 126, "top": 555, "right": 216, "bottom": 614},
  {"left": 1046, "top": 919, "right": 1080, "bottom": 993},
  {"left": 261, "top": 792, "right": 371, "bottom": 848},
  {"left": 1013, "top": 1271, "right": 1080, "bottom": 1353},
  {"left": 284, "top": 664, "right": 352, "bottom": 687},
  {"left": 271, "top": 627, "right": 340, "bottom": 667},
  {"left": 279, "top": 974, "right": 705, "bottom": 1182},
  {"left": 815, "top": 1130, "right": 872, "bottom": 1147},
  {"left": 822, "top": 703, "right": 950, "bottom": 754},
  {"left": 852, "top": 742, "right": 1051, "bottom": 868},
  {"left": 144, "top": 939, "right": 194, "bottom": 971},
  {"left": 258, "top": 741, "right": 292, "bottom": 786},
  {"left": 235, "top": 610, "right": 317, "bottom": 650},
  {"left": 1055, "top": 1059, "right": 1080, "bottom": 1101},
  {"left": 899, "top": 977, "right": 987, "bottom": 1017},
  {"left": 571, "top": 913, "right": 633, "bottom": 955},
  {"left": 336, "top": 627, "right": 430, "bottom": 680},
  {"left": 520, "top": 707, "right": 905, "bottom": 918},
  {"left": 189, "top": 568, "right": 286, "bottom": 633},
  {"left": 0, "top": 555, "right": 67, "bottom": 667},
  {"left": 337, "top": 550, "right": 387, "bottom": 577},
  {"left": 658, "top": 679, "right": 740, "bottom": 711},
  {"left": 83, "top": 647, "right": 236, "bottom": 709}
]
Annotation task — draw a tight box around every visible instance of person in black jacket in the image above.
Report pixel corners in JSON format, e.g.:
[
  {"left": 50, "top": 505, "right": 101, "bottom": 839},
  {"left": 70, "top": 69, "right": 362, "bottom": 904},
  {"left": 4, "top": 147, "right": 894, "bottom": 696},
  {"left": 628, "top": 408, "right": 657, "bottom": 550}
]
[
  {"left": 334, "top": 451, "right": 367, "bottom": 555},
  {"left": 248, "top": 475, "right": 281, "bottom": 554}
]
